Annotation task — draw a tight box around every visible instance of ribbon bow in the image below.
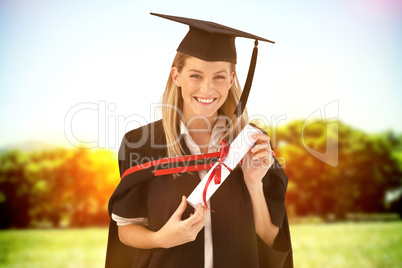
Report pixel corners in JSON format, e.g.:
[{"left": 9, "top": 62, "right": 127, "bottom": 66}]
[{"left": 202, "top": 140, "right": 232, "bottom": 210}]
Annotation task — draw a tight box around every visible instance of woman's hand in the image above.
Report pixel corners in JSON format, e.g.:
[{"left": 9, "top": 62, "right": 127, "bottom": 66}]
[
  {"left": 155, "top": 196, "right": 207, "bottom": 248},
  {"left": 242, "top": 132, "right": 274, "bottom": 188},
  {"left": 118, "top": 196, "right": 206, "bottom": 249}
]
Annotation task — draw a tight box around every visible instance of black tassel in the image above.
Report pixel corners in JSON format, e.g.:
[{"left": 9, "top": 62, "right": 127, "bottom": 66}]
[{"left": 234, "top": 40, "right": 258, "bottom": 117}]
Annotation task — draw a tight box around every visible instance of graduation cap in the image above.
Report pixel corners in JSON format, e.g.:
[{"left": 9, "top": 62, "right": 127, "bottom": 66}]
[{"left": 151, "top": 12, "right": 275, "bottom": 117}]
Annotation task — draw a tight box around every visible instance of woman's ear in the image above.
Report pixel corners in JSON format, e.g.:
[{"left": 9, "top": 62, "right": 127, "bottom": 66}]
[
  {"left": 171, "top": 67, "right": 181, "bottom": 87},
  {"left": 229, "top": 70, "right": 235, "bottom": 88}
]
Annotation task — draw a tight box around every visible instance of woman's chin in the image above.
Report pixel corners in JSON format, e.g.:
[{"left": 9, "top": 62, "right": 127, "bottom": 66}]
[{"left": 192, "top": 109, "right": 218, "bottom": 120}]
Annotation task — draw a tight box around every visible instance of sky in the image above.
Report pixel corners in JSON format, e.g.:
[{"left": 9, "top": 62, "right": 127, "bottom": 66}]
[{"left": 1, "top": 0, "right": 401, "bottom": 151}]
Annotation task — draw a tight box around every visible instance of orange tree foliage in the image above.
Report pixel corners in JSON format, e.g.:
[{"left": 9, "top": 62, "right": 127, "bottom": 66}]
[
  {"left": 0, "top": 148, "right": 120, "bottom": 228},
  {"left": 261, "top": 119, "right": 402, "bottom": 219}
]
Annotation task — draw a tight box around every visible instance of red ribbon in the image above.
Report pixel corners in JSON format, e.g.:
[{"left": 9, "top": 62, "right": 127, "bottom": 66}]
[
  {"left": 202, "top": 140, "right": 232, "bottom": 210},
  {"left": 121, "top": 152, "right": 220, "bottom": 179}
]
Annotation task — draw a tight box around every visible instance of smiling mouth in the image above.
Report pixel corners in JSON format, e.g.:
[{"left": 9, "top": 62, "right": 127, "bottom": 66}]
[{"left": 194, "top": 97, "right": 216, "bottom": 104}]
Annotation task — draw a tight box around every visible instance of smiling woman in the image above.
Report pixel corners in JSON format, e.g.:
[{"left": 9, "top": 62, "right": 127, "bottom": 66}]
[
  {"left": 105, "top": 12, "right": 293, "bottom": 268},
  {"left": 172, "top": 57, "right": 234, "bottom": 124},
  {"left": 169, "top": 54, "right": 237, "bottom": 153}
]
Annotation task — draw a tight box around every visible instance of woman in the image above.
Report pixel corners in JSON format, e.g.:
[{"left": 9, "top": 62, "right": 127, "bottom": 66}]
[{"left": 106, "top": 13, "right": 293, "bottom": 268}]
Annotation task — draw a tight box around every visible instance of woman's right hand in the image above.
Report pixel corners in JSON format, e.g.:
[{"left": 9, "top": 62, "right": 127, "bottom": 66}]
[{"left": 155, "top": 196, "right": 207, "bottom": 248}]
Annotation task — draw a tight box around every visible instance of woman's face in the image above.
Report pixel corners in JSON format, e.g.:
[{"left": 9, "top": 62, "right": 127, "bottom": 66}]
[{"left": 171, "top": 56, "right": 235, "bottom": 121}]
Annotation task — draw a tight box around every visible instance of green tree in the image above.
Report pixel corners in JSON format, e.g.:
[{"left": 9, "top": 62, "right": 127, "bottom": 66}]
[
  {"left": 0, "top": 150, "right": 32, "bottom": 228},
  {"left": 262, "top": 119, "right": 402, "bottom": 219}
]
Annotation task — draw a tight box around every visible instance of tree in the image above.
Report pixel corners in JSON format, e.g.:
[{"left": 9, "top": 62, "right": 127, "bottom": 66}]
[
  {"left": 0, "top": 147, "right": 120, "bottom": 228},
  {"left": 261, "top": 119, "right": 402, "bottom": 219},
  {"left": 0, "top": 150, "right": 32, "bottom": 228}
]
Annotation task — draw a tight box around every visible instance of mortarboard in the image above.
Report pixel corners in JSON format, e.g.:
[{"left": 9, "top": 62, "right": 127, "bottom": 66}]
[{"left": 150, "top": 12, "right": 275, "bottom": 117}]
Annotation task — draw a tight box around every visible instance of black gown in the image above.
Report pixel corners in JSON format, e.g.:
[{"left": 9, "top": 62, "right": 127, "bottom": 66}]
[{"left": 105, "top": 120, "right": 293, "bottom": 268}]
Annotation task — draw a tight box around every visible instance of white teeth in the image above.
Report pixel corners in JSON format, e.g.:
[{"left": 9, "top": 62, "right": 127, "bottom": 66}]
[{"left": 196, "top": 97, "right": 214, "bottom": 103}]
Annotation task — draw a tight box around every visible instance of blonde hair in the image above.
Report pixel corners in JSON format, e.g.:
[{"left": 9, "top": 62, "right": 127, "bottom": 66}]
[{"left": 161, "top": 52, "right": 248, "bottom": 157}]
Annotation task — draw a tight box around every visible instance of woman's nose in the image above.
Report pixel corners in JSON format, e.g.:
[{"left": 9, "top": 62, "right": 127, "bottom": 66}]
[{"left": 200, "top": 79, "right": 213, "bottom": 94}]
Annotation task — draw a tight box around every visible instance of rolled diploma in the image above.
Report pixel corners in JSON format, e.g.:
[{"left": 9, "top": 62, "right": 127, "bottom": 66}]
[{"left": 187, "top": 124, "right": 261, "bottom": 208}]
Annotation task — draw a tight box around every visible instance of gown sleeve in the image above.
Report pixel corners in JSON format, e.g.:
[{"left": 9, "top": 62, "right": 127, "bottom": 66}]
[
  {"left": 257, "top": 156, "right": 294, "bottom": 268},
  {"left": 109, "top": 131, "right": 149, "bottom": 222},
  {"left": 249, "top": 123, "right": 293, "bottom": 268},
  {"left": 105, "top": 130, "right": 154, "bottom": 268}
]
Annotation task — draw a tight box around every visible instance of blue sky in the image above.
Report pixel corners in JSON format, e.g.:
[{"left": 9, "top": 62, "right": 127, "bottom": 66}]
[{"left": 1, "top": 0, "right": 401, "bottom": 150}]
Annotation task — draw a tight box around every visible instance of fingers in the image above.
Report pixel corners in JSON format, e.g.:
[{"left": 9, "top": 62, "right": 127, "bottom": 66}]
[
  {"left": 251, "top": 134, "right": 271, "bottom": 150},
  {"left": 174, "top": 196, "right": 188, "bottom": 220},
  {"left": 252, "top": 133, "right": 270, "bottom": 143},
  {"left": 251, "top": 143, "right": 270, "bottom": 153},
  {"left": 250, "top": 133, "right": 274, "bottom": 160},
  {"left": 252, "top": 143, "right": 273, "bottom": 157},
  {"left": 253, "top": 149, "right": 270, "bottom": 159},
  {"left": 185, "top": 203, "right": 206, "bottom": 226},
  {"left": 159, "top": 199, "right": 207, "bottom": 248},
  {"left": 187, "top": 204, "right": 207, "bottom": 232},
  {"left": 246, "top": 133, "right": 274, "bottom": 169}
]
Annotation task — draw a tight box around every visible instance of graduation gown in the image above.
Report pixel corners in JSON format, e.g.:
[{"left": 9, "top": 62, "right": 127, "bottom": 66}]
[{"left": 105, "top": 120, "right": 293, "bottom": 268}]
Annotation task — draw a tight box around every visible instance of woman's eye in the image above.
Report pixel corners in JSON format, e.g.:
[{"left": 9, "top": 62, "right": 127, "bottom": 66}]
[
  {"left": 215, "top": 76, "right": 226, "bottom": 79},
  {"left": 190, "top": 75, "right": 202, "bottom": 79}
]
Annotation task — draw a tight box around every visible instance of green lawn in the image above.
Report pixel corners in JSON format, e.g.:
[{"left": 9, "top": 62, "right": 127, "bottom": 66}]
[
  {"left": 0, "top": 222, "right": 401, "bottom": 268},
  {"left": 290, "top": 222, "right": 402, "bottom": 268},
  {"left": 0, "top": 228, "right": 108, "bottom": 268}
]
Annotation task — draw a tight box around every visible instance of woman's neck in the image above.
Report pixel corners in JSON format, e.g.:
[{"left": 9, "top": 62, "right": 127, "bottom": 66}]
[
  {"left": 183, "top": 113, "right": 217, "bottom": 153},
  {"left": 183, "top": 113, "right": 217, "bottom": 132}
]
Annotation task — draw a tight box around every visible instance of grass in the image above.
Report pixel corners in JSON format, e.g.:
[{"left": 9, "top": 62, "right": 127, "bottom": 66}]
[
  {"left": 0, "top": 222, "right": 401, "bottom": 267},
  {"left": 0, "top": 228, "right": 108, "bottom": 268},
  {"left": 290, "top": 222, "right": 402, "bottom": 268}
]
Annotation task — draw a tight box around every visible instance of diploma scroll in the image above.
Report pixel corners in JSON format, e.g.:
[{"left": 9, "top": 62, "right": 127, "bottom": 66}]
[{"left": 187, "top": 124, "right": 260, "bottom": 209}]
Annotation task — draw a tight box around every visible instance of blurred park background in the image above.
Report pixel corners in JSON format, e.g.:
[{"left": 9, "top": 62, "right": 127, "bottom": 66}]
[{"left": 1, "top": 0, "right": 402, "bottom": 267}]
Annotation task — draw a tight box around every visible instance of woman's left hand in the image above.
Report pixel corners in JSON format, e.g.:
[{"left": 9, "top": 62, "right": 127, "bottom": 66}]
[{"left": 242, "top": 132, "right": 274, "bottom": 187}]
